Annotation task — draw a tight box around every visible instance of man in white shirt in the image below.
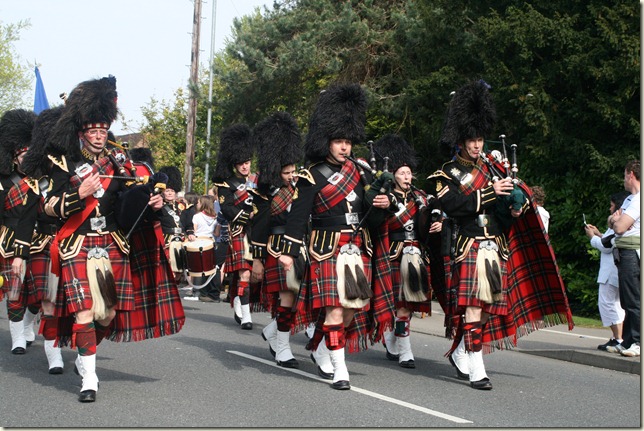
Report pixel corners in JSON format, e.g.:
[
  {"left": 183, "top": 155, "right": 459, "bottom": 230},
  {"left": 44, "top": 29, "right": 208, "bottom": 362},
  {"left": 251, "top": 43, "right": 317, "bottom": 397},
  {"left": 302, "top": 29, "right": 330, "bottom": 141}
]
[{"left": 607, "top": 160, "right": 640, "bottom": 357}]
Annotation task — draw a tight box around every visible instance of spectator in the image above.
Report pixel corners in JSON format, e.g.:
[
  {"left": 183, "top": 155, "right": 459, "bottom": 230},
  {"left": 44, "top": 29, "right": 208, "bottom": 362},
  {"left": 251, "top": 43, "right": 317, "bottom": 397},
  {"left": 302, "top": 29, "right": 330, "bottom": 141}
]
[
  {"left": 607, "top": 160, "right": 640, "bottom": 357},
  {"left": 187, "top": 195, "right": 220, "bottom": 302},
  {"left": 585, "top": 191, "right": 629, "bottom": 350}
]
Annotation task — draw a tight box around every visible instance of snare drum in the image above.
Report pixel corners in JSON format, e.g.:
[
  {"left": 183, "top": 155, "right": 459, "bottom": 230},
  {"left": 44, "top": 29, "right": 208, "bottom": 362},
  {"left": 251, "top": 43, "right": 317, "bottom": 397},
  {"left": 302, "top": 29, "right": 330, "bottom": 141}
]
[
  {"left": 168, "top": 240, "right": 185, "bottom": 273},
  {"left": 183, "top": 238, "right": 217, "bottom": 277}
]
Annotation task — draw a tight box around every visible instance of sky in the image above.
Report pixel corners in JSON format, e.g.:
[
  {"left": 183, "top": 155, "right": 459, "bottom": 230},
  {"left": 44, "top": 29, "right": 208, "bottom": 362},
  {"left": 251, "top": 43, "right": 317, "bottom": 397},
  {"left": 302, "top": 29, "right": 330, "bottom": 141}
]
[{"left": 2, "top": 0, "right": 273, "bottom": 135}]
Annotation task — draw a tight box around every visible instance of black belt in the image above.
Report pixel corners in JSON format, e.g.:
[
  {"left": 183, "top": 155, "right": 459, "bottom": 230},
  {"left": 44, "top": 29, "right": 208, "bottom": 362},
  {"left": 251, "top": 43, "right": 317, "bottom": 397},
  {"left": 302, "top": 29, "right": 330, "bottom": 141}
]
[
  {"left": 36, "top": 223, "right": 59, "bottom": 235},
  {"left": 311, "top": 213, "right": 363, "bottom": 228},
  {"left": 390, "top": 231, "right": 417, "bottom": 242},
  {"left": 271, "top": 225, "right": 286, "bottom": 235}
]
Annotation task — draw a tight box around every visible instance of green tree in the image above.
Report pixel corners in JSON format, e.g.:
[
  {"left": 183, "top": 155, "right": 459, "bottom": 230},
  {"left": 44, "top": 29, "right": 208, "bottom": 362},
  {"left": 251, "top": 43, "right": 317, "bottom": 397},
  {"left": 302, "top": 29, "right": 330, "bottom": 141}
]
[{"left": 0, "top": 20, "right": 32, "bottom": 113}]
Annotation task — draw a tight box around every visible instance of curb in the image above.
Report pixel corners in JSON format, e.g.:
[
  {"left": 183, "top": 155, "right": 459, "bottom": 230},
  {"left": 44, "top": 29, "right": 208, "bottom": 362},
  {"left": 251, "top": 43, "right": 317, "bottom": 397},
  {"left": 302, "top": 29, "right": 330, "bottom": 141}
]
[
  {"left": 516, "top": 349, "right": 641, "bottom": 375},
  {"left": 412, "top": 326, "right": 640, "bottom": 376}
]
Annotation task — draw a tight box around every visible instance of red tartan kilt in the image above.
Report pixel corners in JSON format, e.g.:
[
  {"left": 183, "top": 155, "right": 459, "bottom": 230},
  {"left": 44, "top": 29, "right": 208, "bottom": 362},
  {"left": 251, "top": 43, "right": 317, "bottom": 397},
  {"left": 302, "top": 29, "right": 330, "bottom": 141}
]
[
  {"left": 264, "top": 253, "right": 288, "bottom": 294},
  {"left": 109, "top": 223, "right": 185, "bottom": 342},
  {"left": 0, "top": 256, "right": 11, "bottom": 296},
  {"left": 309, "top": 231, "right": 372, "bottom": 310},
  {"left": 391, "top": 256, "right": 431, "bottom": 314},
  {"left": 451, "top": 242, "right": 508, "bottom": 316},
  {"left": 0, "top": 254, "right": 36, "bottom": 307},
  {"left": 55, "top": 234, "right": 133, "bottom": 317},
  {"left": 24, "top": 246, "right": 52, "bottom": 305},
  {"left": 225, "top": 232, "right": 251, "bottom": 273}
]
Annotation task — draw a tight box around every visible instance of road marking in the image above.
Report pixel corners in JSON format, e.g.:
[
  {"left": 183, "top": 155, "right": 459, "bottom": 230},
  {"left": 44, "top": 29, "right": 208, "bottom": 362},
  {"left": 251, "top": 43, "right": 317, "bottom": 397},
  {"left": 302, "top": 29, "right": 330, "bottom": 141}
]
[
  {"left": 539, "top": 329, "right": 605, "bottom": 340},
  {"left": 228, "top": 350, "right": 473, "bottom": 424}
]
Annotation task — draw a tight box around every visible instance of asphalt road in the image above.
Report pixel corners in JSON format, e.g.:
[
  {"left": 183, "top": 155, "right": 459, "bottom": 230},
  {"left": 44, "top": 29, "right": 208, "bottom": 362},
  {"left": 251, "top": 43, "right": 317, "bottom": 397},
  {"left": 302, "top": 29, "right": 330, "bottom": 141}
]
[{"left": 0, "top": 299, "right": 640, "bottom": 428}]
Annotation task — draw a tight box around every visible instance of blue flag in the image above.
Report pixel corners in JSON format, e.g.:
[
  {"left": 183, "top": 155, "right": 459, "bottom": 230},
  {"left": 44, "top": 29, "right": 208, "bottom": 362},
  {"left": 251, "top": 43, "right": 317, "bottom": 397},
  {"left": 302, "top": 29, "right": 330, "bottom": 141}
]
[{"left": 34, "top": 66, "right": 50, "bottom": 114}]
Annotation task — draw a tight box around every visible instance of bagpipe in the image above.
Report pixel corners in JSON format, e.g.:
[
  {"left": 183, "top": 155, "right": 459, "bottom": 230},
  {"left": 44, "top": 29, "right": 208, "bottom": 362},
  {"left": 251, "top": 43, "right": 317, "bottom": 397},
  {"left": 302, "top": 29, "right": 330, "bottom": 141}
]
[{"left": 479, "top": 134, "right": 527, "bottom": 228}]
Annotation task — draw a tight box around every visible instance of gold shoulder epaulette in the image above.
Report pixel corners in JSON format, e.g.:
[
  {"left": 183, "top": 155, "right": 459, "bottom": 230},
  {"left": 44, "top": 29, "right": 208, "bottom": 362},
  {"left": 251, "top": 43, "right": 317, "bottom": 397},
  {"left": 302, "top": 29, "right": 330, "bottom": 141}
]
[
  {"left": 427, "top": 170, "right": 450, "bottom": 180},
  {"left": 297, "top": 168, "right": 315, "bottom": 185},
  {"left": 48, "top": 154, "right": 69, "bottom": 172},
  {"left": 24, "top": 177, "right": 39, "bottom": 194},
  {"left": 214, "top": 181, "right": 228, "bottom": 188}
]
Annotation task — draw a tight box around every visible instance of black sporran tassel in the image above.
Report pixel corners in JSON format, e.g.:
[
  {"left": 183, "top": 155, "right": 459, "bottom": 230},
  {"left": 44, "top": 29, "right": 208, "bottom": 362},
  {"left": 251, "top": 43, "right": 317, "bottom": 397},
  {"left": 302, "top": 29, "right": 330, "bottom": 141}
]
[
  {"left": 344, "top": 264, "right": 361, "bottom": 300},
  {"left": 103, "top": 264, "right": 118, "bottom": 308},
  {"left": 294, "top": 252, "right": 306, "bottom": 281},
  {"left": 488, "top": 259, "right": 503, "bottom": 301},
  {"left": 174, "top": 248, "right": 183, "bottom": 271},
  {"left": 419, "top": 264, "right": 430, "bottom": 295},
  {"left": 408, "top": 261, "right": 421, "bottom": 293},
  {"left": 354, "top": 264, "right": 372, "bottom": 299}
]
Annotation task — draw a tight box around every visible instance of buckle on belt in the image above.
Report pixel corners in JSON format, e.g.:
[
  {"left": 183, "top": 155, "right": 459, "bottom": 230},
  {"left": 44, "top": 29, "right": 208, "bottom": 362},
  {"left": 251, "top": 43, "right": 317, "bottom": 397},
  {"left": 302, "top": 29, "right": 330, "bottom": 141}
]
[
  {"left": 345, "top": 212, "right": 359, "bottom": 225},
  {"left": 404, "top": 231, "right": 416, "bottom": 240},
  {"left": 477, "top": 214, "right": 492, "bottom": 227},
  {"left": 479, "top": 240, "right": 498, "bottom": 251},
  {"left": 90, "top": 216, "right": 106, "bottom": 231}
]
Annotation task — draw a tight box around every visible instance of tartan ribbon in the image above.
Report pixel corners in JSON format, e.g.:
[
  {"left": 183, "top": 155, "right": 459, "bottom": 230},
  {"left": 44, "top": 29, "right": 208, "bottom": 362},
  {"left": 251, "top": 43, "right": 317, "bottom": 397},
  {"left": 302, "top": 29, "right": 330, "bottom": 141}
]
[
  {"left": 270, "top": 184, "right": 295, "bottom": 216},
  {"left": 388, "top": 198, "right": 418, "bottom": 231},
  {"left": 312, "top": 161, "right": 360, "bottom": 215},
  {"left": 3, "top": 178, "right": 32, "bottom": 212},
  {"left": 49, "top": 169, "right": 114, "bottom": 277}
]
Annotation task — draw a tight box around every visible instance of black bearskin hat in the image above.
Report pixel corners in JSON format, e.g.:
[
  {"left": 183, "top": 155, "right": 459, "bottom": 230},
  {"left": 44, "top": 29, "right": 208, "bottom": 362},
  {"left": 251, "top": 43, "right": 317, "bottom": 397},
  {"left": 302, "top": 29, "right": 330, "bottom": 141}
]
[
  {"left": 158, "top": 166, "right": 182, "bottom": 192},
  {"left": 0, "top": 109, "right": 37, "bottom": 176},
  {"left": 212, "top": 123, "right": 253, "bottom": 182},
  {"left": 254, "top": 111, "right": 303, "bottom": 190},
  {"left": 372, "top": 134, "right": 418, "bottom": 173},
  {"left": 129, "top": 147, "right": 155, "bottom": 170},
  {"left": 21, "top": 106, "right": 64, "bottom": 177},
  {"left": 440, "top": 79, "right": 496, "bottom": 149},
  {"left": 48, "top": 75, "right": 118, "bottom": 162},
  {"left": 305, "top": 83, "right": 367, "bottom": 162}
]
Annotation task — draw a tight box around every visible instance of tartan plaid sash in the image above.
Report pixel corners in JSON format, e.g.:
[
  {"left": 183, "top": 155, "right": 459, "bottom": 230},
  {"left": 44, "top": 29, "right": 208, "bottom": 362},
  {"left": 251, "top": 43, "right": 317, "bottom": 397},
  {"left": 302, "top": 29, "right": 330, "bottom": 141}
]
[
  {"left": 270, "top": 184, "right": 295, "bottom": 216},
  {"left": 388, "top": 199, "right": 418, "bottom": 231},
  {"left": 231, "top": 174, "right": 257, "bottom": 206},
  {"left": 457, "top": 162, "right": 489, "bottom": 196},
  {"left": 4, "top": 178, "right": 32, "bottom": 212},
  {"left": 50, "top": 160, "right": 114, "bottom": 277},
  {"left": 312, "top": 162, "right": 360, "bottom": 214}
]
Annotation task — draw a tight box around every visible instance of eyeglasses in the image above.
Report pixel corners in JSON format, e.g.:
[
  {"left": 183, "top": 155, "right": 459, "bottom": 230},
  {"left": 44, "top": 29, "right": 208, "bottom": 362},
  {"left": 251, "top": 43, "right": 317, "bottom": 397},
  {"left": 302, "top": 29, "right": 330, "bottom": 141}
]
[{"left": 85, "top": 129, "right": 108, "bottom": 137}]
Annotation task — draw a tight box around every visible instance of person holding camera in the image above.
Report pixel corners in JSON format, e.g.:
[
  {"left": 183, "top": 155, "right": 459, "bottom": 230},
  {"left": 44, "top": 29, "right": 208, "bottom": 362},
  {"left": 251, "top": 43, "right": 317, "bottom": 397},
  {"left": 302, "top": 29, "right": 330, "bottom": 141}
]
[{"left": 585, "top": 191, "right": 630, "bottom": 351}]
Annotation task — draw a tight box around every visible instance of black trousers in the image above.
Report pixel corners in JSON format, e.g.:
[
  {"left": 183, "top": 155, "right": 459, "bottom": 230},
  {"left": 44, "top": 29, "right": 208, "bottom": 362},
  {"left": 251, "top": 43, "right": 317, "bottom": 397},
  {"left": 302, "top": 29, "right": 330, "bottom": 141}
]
[{"left": 617, "top": 248, "right": 640, "bottom": 348}]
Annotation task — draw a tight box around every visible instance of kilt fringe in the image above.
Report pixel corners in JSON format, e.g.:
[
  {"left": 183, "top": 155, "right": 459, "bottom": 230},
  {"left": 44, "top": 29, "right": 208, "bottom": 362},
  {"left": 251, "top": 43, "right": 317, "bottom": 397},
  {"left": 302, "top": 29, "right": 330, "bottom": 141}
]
[
  {"left": 445, "top": 311, "right": 573, "bottom": 356},
  {"left": 108, "top": 319, "right": 185, "bottom": 342}
]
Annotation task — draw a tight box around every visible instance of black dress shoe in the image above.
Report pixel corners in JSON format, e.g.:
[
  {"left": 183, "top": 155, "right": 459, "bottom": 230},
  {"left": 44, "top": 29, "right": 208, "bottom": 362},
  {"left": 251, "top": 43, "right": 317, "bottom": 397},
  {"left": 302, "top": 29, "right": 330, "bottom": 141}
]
[
  {"left": 310, "top": 354, "right": 333, "bottom": 380},
  {"left": 261, "top": 333, "right": 276, "bottom": 357},
  {"left": 276, "top": 358, "right": 299, "bottom": 369},
  {"left": 399, "top": 359, "right": 416, "bottom": 369},
  {"left": 11, "top": 347, "right": 26, "bottom": 355},
  {"left": 241, "top": 322, "right": 253, "bottom": 330},
  {"left": 78, "top": 390, "right": 97, "bottom": 402},
  {"left": 470, "top": 378, "right": 493, "bottom": 390},
  {"left": 331, "top": 380, "right": 351, "bottom": 390},
  {"left": 49, "top": 367, "right": 64, "bottom": 375},
  {"left": 26, "top": 340, "right": 33, "bottom": 347},
  {"left": 234, "top": 313, "right": 241, "bottom": 324},
  {"left": 448, "top": 354, "right": 469, "bottom": 380}
]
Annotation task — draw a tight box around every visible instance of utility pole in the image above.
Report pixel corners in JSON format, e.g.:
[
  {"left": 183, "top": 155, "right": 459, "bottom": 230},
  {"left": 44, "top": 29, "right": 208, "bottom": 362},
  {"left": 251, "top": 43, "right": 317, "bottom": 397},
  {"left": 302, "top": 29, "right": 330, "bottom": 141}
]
[
  {"left": 204, "top": 0, "right": 217, "bottom": 193},
  {"left": 185, "top": 0, "right": 202, "bottom": 192}
]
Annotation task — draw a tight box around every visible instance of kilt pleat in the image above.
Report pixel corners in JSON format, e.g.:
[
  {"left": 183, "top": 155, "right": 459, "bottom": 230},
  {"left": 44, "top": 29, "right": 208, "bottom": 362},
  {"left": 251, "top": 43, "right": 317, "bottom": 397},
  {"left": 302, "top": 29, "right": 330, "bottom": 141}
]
[{"left": 109, "top": 223, "right": 185, "bottom": 342}]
